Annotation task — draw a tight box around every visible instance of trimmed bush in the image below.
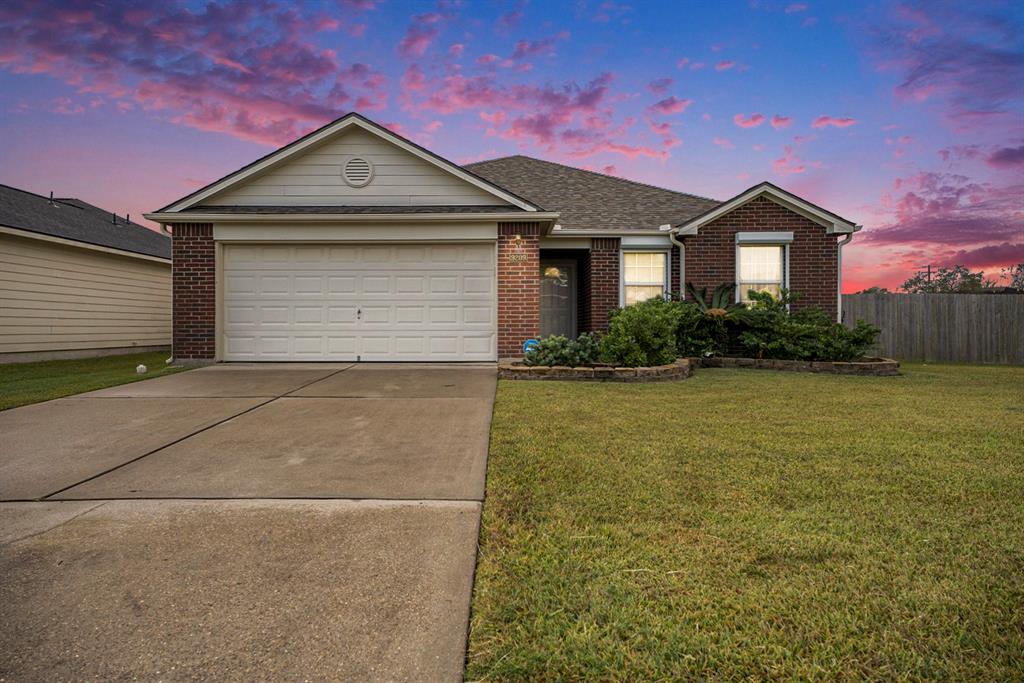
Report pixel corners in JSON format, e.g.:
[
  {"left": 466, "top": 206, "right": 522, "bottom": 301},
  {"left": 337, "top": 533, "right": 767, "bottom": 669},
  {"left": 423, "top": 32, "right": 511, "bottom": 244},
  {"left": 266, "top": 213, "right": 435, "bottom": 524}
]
[
  {"left": 599, "top": 297, "right": 681, "bottom": 367},
  {"left": 523, "top": 333, "right": 601, "bottom": 367},
  {"left": 737, "top": 290, "right": 880, "bottom": 361}
]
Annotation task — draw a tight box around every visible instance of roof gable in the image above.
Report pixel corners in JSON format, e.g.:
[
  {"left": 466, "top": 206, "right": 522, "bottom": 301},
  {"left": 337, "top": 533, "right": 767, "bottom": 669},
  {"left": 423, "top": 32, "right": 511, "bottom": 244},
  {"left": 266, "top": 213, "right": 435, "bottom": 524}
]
[
  {"left": 465, "top": 155, "right": 720, "bottom": 232},
  {"left": 676, "top": 182, "right": 860, "bottom": 235},
  {"left": 158, "top": 113, "right": 540, "bottom": 213}
]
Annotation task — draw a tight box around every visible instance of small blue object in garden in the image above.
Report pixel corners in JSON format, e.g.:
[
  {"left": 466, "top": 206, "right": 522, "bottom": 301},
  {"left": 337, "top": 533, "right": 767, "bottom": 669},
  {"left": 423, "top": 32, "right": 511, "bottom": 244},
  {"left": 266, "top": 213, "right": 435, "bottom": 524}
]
[{"left": 522, "top": 338, "right": 539, "bottom": 354}]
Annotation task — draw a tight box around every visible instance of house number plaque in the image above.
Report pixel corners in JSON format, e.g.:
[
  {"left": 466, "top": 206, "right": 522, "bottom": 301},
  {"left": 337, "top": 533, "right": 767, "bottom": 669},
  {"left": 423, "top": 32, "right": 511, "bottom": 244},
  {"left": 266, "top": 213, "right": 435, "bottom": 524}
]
[{"left": 508, "top": 252, "right": 528, "bottom": 263}]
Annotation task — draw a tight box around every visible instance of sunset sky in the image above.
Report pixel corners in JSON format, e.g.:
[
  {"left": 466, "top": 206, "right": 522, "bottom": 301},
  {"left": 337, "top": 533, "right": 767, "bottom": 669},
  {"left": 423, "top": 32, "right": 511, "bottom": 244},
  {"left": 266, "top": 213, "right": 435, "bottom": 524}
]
[{"left": 1, "top": 0, "right": 1021, "bottom": 291}]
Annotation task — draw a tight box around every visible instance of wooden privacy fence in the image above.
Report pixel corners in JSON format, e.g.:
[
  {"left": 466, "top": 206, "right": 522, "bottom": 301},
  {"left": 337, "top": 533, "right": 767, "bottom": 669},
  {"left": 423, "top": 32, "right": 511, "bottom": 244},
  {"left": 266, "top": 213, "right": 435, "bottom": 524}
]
[{"left": 842, "top": 293, "right": 1024, "bottom": 364}]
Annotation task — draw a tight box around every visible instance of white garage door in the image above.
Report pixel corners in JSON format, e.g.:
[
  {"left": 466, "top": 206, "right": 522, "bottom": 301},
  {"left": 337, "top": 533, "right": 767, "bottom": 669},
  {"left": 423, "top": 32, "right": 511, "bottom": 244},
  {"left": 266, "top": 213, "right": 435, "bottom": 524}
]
[{"left": 222, "top": 243, "right": 496, "bottom": 361}]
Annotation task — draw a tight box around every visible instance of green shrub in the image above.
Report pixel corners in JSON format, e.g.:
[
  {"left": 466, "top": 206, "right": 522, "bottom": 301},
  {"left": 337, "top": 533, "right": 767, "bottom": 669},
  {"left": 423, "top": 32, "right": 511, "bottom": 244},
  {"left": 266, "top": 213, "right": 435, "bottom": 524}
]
[
  {"left": 599, "top": 297, "right": 681, "bottom": 367},
  {"left": 674, "top": 301, "right": 719, "bottom": 357},
  {"left": 523, "top": 333, "right": 601, "bottom": 367},
  {"left": 737, "top": 289, "right": 880, "bottom": 361}
]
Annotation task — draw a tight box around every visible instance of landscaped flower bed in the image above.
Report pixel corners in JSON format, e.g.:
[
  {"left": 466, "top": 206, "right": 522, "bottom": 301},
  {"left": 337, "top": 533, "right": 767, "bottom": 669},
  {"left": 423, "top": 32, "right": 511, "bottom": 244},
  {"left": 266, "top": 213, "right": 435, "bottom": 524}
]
[{"left": 518, "top": 284, "right": 895, "bottom": 379}]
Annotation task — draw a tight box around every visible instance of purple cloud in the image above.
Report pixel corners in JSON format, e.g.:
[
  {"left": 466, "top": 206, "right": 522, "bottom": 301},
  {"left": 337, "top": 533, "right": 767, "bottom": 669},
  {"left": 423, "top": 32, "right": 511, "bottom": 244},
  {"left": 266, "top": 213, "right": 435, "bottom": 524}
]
[{"left": 987, "top": 145, "right": 1024, "bottom": 167}]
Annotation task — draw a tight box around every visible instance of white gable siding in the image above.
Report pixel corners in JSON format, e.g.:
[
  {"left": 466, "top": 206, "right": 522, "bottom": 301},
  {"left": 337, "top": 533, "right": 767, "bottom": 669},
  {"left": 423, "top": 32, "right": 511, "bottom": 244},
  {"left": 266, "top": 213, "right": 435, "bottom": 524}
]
[{"left": 206, "top": 127, "right": 501, "bottom": 207}]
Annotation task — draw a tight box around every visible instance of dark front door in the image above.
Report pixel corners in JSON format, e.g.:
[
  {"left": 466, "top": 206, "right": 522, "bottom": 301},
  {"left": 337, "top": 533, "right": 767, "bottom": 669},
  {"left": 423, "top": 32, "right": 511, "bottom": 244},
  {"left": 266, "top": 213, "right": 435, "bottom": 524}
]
[{"left": 540, "top": 261, "right": 577, "bottom": 338}]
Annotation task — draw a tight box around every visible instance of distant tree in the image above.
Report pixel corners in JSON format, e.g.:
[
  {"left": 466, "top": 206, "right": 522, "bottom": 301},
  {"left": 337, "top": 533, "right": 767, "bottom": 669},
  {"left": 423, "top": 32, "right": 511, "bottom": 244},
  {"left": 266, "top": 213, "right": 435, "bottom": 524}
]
[
  {"left": 855, "top": 286, "right": 890, "bottom": 294},
  {"left": 901, "top": 265, "right": 996, "bottom": 293},
  {"left": 1000, "top": 263, "right": 1024, "bottom": 290}
]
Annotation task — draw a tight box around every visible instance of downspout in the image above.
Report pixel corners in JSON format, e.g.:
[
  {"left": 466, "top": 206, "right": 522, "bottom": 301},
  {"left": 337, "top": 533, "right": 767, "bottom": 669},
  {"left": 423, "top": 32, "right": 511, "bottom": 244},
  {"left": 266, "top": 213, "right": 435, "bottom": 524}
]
[
  {"left": 836, "top": 230, "right": 856, "bottom": 322},
  {"left": 669, "top": 228, "right": 685, "bottom": 298}
]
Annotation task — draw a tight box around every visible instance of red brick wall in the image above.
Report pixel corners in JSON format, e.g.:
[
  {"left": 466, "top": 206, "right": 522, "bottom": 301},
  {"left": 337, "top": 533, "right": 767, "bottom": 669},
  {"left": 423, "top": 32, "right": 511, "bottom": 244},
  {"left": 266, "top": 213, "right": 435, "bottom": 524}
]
[
  {"left": 498, "top": 222, "right": 541, "bottom": 357},
  {"left": 587, "top": 237, "right": 620, "bottom": 333},
  {"left": 681, "top": 196, "right": 839, "bottom": 318},
  {"left": 172, "top": 223, "right": 216, "bottom": 360}
]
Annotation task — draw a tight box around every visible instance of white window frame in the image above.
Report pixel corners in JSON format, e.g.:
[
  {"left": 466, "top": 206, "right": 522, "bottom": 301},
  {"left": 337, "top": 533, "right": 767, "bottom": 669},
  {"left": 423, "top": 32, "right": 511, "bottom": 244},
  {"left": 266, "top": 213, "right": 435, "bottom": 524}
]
[
  {"left": 735, "top": 232, "right": 792, "bottom": 304},
  {"left": 619, "top": 248, "right": 671, "bottom": 306}
]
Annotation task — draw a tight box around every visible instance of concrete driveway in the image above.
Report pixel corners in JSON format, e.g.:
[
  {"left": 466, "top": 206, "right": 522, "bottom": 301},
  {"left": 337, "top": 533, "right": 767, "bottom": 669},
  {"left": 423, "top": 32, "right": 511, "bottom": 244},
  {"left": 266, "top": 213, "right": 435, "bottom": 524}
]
[{"left": 0, "top": 363, "right": 496, "bottom": 681}]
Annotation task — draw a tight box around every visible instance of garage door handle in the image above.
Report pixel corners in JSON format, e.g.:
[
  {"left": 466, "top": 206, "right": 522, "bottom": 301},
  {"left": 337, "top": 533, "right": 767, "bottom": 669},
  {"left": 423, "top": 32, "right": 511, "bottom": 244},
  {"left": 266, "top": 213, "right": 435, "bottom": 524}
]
[{"left": 357, "top": 307, "right": 362, "bottom": 320}]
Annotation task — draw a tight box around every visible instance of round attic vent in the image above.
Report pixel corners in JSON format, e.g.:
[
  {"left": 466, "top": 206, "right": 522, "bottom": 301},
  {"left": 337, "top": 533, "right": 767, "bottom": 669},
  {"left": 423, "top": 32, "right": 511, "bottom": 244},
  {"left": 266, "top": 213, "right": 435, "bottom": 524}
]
[{"left": 342, "top": 156, "right": 374, "bottom": 187}]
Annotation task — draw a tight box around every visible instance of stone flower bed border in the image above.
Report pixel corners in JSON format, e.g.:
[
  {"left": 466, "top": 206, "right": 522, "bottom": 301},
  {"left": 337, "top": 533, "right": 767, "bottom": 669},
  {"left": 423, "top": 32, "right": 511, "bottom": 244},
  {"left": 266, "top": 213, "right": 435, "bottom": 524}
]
[
  {"left": 693, "top": 356, "right": 900, "bottom": 376},
  {"left": 497, "top": 356, "right": 898, "bottom": 382},
  {"left": 498, "top": 358, "right": 693, "bottom": 382}
]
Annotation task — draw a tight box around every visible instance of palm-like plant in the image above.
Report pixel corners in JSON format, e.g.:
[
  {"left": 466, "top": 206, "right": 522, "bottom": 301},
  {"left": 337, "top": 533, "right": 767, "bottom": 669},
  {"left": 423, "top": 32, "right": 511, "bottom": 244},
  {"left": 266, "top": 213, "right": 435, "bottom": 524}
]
[{"left": 685, "top": 282, "right": 745, "bottom": 317}]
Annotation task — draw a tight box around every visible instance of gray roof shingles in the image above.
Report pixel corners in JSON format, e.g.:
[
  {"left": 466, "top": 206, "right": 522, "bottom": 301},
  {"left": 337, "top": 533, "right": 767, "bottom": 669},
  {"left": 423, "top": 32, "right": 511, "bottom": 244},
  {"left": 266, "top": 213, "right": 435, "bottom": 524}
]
[
  {"left": 0, "top": 184, "right": 170, "bottom": 259},
  {"left": 464, "top": 155, "right": 721, "bottom": 231}
]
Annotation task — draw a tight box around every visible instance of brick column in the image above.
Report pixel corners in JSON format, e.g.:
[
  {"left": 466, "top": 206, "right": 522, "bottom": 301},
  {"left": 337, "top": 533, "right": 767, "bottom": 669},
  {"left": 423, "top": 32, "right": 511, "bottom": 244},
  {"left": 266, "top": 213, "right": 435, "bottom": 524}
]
[
  {"left": 171, "top": 223, "right": 216, "bottom": 361},
  {"left": 497, "top": 222, "right": 541, "bottom": 358},
  {"left": 587, "top": 237, "right": 620, "bottom": 333}
]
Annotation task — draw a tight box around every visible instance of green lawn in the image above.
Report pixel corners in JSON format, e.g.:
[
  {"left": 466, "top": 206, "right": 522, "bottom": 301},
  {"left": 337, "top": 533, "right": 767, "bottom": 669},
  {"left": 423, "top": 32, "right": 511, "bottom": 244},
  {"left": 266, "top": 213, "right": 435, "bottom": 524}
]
[
  {"left": 0, "top": 351, "right": 185, "bottom": 410},
  {"left": 468, "top": 364, "right": 1024, "bottom": 681}
]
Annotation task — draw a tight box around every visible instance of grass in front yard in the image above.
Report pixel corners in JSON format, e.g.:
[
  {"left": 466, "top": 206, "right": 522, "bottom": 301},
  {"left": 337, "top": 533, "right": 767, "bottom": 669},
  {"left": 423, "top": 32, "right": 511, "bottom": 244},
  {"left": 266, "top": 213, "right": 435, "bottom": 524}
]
[
  {"left": 0, "top": 351, "right": 184, "bottom": 410},
  {"left": 468, "top": 364, "right": 1024, "bottom": 681}
]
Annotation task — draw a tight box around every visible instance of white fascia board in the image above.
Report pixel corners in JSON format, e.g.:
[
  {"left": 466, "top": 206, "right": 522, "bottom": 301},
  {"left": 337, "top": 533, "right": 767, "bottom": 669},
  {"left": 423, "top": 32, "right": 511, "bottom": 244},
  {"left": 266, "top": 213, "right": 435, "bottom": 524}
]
[
  {"left": 736, "top": 231, "right": 794, "bottom": 243},
  {"left": 0, "top": 224, "right": 171, "bottom": 264},
  {"left": 621, "top": 234, "right": 672, "bottom": 247},
  {"left": 213, "top": 222, "right": 498, "bottom": 242},
  {"left": 145, "top": 211, "right": 560, "bottom": 224},
  {"left": 160, "top": 116, "right": 539, "bottom": 213},
  {"left": 549, "top": 228, "right": 674, "bottom": 237},
  {"left": 676, "top": 183, "right": 858, "bottom": 235}
]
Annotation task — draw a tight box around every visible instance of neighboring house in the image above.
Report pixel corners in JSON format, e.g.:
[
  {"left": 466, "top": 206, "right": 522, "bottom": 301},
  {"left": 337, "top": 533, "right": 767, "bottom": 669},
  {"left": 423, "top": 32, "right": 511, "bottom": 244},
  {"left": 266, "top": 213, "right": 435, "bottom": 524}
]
[
  {"left": 146, "top": 112, "right": 859, "bottom": 363},
  {"left": 0, "top": 184, "right": 171, "bottom": 363}
]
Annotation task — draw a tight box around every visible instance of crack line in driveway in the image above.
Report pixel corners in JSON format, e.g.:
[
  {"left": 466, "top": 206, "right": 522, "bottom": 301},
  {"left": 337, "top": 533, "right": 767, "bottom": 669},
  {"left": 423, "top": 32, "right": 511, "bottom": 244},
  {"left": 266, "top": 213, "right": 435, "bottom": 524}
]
[
  {"left": 0, "top": 501, "right": 110, "bottom": 546},
  {"left": 37, "top": 364, "right": 357, "bottom": 501}
]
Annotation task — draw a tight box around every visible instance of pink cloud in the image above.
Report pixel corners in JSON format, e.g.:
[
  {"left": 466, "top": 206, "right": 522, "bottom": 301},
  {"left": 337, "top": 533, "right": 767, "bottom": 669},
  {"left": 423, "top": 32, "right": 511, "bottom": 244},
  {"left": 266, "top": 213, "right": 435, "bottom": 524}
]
[
  {"left": 0, "top": 0, "right": 393, "bottom": 147},
  {"left": 647, "top": 77, "right": 673, "bottom": 94},
  {"left": 648, "top": 96, "right": 693, "bottom": 115},
  {"left": 770, "top": 114, "right": 792, "bottom": 129},
  {"left": 398, "top": 12, "right": 444, "bottom": 58},
  {"left": 785, "top": 3, "right": 808, "bottom": 13},
  {"left": 812, "top": 115, "right": 857, "bottom": 128},
  {"left": 733, "top": 112, "right": 766, "bottom": 128},
  {"left": 713, "top": 137, "right": 735, "bottom": 149},
  {"left": 448, "top": 43, "right": 465, "bottom": 57},
  {"left": 772, "top": 145, "right": 806, "bottom": 174},
  {"left": 676, "top": 57, "right": 689, "bottom": 69},
  {"left": 690, "top": 61, "right": 705, "bottom": 70},
  {"left": 715, "top": 60, "right": 735, "bottom": 71},
  {"left": 511, "top": 32, "right": 569, "bottom": 60},
  {"left": 495, "top": 8, "right": 523, "bottom": 32},
  {"left": 48, "top": 97, "right": 85, "bottom": 115}
]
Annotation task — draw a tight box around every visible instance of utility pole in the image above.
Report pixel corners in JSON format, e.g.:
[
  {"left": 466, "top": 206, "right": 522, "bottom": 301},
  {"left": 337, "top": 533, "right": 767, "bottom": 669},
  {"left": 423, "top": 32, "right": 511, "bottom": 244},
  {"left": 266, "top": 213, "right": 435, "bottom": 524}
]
[{"left": 917, "top": 264, "right": 932, "bottom": 283}]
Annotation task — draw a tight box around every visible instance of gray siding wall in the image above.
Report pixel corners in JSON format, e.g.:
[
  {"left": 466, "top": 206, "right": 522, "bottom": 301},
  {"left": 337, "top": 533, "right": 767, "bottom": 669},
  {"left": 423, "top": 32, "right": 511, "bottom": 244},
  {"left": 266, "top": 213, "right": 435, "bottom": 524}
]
[{"left": 0, "top": 232, "right": 171, "bottom": 357}]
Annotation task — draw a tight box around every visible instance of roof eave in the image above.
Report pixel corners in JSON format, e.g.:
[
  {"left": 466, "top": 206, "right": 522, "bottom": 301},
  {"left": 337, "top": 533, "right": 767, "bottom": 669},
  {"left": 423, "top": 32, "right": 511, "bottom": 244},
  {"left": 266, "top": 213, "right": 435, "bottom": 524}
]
[
  {"left": 673, "top": 182, "right": 859, "bottom": 236},
  {"left": 144, "top": 211, "right": 561, "bottom": 225}
]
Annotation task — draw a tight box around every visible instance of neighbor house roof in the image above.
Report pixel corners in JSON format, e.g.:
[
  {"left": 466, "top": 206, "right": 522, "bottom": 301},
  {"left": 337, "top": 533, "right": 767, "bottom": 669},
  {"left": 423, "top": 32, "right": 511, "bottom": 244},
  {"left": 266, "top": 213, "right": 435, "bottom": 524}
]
[
  {"left": 0, "top": 184, "right": 170, "bottom": 259},
  {"left": 464, "top": 155, "right": 721, "bottom": 232}
]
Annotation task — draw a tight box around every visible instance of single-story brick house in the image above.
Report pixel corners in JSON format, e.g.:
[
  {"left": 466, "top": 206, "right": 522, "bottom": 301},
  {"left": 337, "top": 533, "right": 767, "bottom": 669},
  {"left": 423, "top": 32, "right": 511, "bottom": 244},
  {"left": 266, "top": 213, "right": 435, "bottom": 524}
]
[
  {"left": 146, "top": 112, "right": 860, "bottom": 363},
  {"left": 0, "top": 183, "right": 171, "bottom": 363}
]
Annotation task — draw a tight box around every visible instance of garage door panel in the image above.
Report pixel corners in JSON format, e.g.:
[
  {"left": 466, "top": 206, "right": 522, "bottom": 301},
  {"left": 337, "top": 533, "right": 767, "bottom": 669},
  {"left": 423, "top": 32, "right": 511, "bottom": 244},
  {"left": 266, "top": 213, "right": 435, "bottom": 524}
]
[{"left": 222, "top": 243, "right": 496, "bottom": 361}]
